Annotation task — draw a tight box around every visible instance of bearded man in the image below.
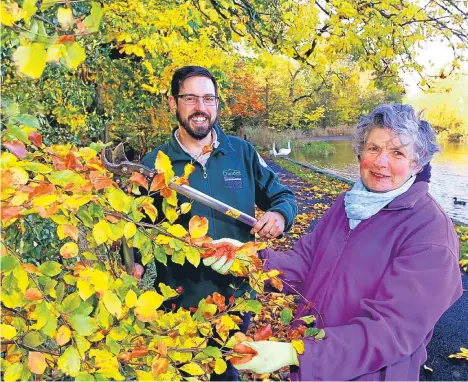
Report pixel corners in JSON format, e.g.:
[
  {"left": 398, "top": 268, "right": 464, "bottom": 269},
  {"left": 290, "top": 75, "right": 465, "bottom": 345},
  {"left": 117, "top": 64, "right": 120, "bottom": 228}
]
[{"left": 142, "top": 65, "right": 297, "bottom": 311}]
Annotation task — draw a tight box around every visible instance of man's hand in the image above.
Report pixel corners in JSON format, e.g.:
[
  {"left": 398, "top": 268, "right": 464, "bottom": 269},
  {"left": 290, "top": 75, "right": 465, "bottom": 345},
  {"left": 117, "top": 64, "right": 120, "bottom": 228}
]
[
  {"left": 232, "top": 340, "right": 299, "bottom": 374},
  {"left": 250, "top": 211, "right": 285, "bottom": 238},
  {"left": 202, "top": 238, "right": 244, "bottom": 274}
]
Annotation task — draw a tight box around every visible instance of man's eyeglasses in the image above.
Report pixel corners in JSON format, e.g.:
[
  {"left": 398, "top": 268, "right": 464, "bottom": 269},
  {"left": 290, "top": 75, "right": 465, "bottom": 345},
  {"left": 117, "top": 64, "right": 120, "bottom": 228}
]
[{"left": 175, "top": 94, "right": 219, "bottom": 105}]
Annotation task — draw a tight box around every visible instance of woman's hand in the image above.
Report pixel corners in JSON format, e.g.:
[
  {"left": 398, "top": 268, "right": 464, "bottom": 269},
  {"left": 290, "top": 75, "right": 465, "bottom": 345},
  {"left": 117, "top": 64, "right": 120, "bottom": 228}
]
[{"left": 232, "top": 340, "right": 299, "bottom": 374}]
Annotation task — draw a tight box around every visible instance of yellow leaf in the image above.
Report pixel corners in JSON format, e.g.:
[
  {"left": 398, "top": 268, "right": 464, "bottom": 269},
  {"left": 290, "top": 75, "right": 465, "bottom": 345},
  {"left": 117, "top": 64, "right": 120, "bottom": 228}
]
[
  {"left": 28, "top": 351, "right": 47, "bottom": 374},
  {"left": 93, "top": 219, "right": 111, "bottom": 245},
  {"left": 180, "top": 202, "right": 191, "bottom": 214},
  {"left": 292, "top": 339, "right": 305, "bottom": 355},
  {"left": 32, "top": 194, "right": 57, "bottom": 207},
  {"left": 57, "top": 224, "right": 79, "bottom": 241},
  {"left": 125, "top": 289, "right": 137, "bottom": 308},
  {"left": 14, "top": 266, "right": 29, "bottom": 292},
  {"left": 23, "top": 0, "right": 37, "bottom": 24},
  {"left": 180, "top": 362, "right": 204, "bottom": 376},
  {"left": 64, "top": 42, "right": 86, "bottom": 70},
  {"left": 102, "top": 291, "right": 122, "bottom": 318},
  {"left": 4, "top": 363, "right": 23, "bottom": 382},
  {"left": 0, "top": 324, "right": 17, "bottom": 339},
  {"left": 214, "top": 357, "right": 227, "bottom": 374},
  {"left": 123, "top": 222, "right": 136, "bottom": 239},
  {"left": 164, "top": 189, "right": 178, "bottom": 206},
  {"left": 136, "top": 370, "right": 154, "bottom": 381},
  {"left": 158, "top": 283, "right": 178, "bottom": 300},
  {"left": 57, "top": 7, "right": 73, "bottom": 29},
  {"left": 56, "top": 325, "right": 71, "bottom": 346},
  {"left": 12, "top": 43, "right": 47, "bottom": 79},
  {"left": 76, "top": 278, "right": 95, "bottom": 300},
  {"left": 164, "top": 205, "right": 179, "bottom": 224},
  {"left": 155, "top": 151, "right": 174, "bottom": 184},
  {"left": 107, "top": 187, "right": 131, "bottom": 213},
  {"left": 60, "top": 242, "right": 78, "bottom": 258},
  {"left": 134, "top": 291, "right": 163, "bottom": 322},
  {"left": 189, "top": 216, "right": 208, "bottom": 239},
  {"left": 46, "top": 44, "right": 65, "bottom": 62},
  {"left": 167, "top": 224, "right": 187, "bottom": 238},
  {"left": 1, "top": 3, "right": 15, "bottom": 26},
  {"left": 184, "top": 246, "right": 200, "bottom": 267},
  {"left": 183, "top": 163, "right": 196, "bottom": 179}
]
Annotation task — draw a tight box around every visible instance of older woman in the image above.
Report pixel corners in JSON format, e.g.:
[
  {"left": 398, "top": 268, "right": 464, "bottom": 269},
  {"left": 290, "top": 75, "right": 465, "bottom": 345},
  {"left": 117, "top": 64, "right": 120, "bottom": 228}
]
[{"left": 233, "top": 104, "right": 463, "bottom": 380}]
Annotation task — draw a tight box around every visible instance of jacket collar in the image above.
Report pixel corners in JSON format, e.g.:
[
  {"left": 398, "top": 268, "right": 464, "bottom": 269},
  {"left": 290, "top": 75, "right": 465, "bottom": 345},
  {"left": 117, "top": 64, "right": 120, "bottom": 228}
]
[
  {"left": 384, "top": 181, "right": 429, "bottom": 210},
  {"left": 167, "top": 124, "right": 235, "bottom": 161}
]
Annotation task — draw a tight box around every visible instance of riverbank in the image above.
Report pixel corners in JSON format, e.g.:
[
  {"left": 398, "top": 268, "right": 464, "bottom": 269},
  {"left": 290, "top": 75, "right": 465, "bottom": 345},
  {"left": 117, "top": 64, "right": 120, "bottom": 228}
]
[{"left": 258, "top": 156, "right": 468, "bottom": 381}]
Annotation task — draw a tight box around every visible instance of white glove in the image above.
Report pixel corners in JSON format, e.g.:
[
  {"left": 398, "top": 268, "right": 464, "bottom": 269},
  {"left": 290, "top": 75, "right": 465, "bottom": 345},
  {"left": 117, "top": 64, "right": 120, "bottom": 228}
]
[
  {"left": 233, "top": 341, "right": 299, "bottom": 374},
  {"left": 203, "top": 238, "right": 243, "bottom": 274}
]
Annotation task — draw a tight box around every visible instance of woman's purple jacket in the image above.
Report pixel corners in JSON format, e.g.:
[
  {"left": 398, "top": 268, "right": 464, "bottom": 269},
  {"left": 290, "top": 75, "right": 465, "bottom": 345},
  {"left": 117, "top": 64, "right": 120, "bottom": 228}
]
[{"left": 260, "top": 182, "right": 462, "bottom": 380}]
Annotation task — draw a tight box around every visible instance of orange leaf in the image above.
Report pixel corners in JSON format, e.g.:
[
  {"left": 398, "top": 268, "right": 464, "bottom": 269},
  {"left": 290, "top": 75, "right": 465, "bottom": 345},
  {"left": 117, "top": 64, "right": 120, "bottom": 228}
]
[
  {"left": 189, "top": 216, "right": 209, "bottom": 239},
  {"left": 61, "top": 224, "right": 79, "bottom": 241},
  {"left": 233, "top": 343, "right": 258, "bottom": 355},
  {"left": 212, "top": 292, "right": 225, "bottom": 307},
  {"left": 1, "top": 206, "right": 22, "bottom": 221},
  {"left": 160, "top": 187, "right": 172, "bottom": 198},
  {"left": 152, "top": 357, "right": 169, "bottom": 377},
  {"left": 131, "top": 346, "right": 148, "bottom": 358},
  {"left": 157, "top": 342, "right": 167, "bottom": 357},
  {"left": 64, "top": 152, "right": 77, "bottom": 170},
  {"left": 201, "top": 145, "right": 213, "bottom": 155},
  {"left": 22, "top": 263, "right": 39, "bottom": 273},
  {"left": 253, "top": 324, "right": 273, "bottom": 341},
  {"left": 57, "top": 35, "right": 75, "bottom": 44},
  {"left": 28, "top": 131, "right": 43, "bottom": 148},
  {"left": 149, "top": 173, "right": 166, "bottom": 192},
  {"left": 4, "top": 140, "right": 28, "bottom": 159},
  {"left": 28, "top": 351, "right": 47, "bottom": 374},
  {"left": 24, "top": 288, "right": 43, "bottom": 300},
  {"left": 29, "top": 183, "right": 56, "bottom": 199},
  {"left": 89, "top": 171, "right": 113, "bottom": 191},
  {"left": 230, "top": 354, "right": 255, "bottom": 365},
  {"left": 130, "top": 172, "right": 148, "bottom": 190}
]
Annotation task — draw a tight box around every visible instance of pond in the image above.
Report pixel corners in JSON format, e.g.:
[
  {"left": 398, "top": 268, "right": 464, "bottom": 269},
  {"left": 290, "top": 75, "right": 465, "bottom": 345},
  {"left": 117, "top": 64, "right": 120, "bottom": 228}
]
[{"left": 290, "top": 139, "right": 468, "bottom": 225}]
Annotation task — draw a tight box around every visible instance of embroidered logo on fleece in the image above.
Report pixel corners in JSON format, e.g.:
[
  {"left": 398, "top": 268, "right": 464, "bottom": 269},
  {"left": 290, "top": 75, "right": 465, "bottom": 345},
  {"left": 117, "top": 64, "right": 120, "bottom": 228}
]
[{"left": 223, "top": 169, "right": 242, "bottom": 189}]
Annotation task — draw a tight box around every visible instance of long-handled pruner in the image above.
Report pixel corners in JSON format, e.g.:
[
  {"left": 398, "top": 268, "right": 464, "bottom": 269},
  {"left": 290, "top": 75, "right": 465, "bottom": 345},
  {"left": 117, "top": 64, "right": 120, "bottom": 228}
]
[{"left": 102, "top": 144, "right": 258, "bottom": 271}]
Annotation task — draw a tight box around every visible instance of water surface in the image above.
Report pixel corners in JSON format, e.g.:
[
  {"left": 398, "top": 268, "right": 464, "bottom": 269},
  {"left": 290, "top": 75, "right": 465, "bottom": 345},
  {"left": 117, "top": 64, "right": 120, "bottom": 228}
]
[{"left": 291, "top": 140, "right": 468, "bottom": 224}]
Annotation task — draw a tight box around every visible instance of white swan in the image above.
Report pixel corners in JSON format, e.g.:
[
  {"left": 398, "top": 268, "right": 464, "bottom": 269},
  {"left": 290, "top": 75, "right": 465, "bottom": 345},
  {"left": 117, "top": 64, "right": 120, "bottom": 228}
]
[
  {"left": 270, "top": 142, "right": 278, "bottom": 156},
  {"left": 277, "top": 141, "right": 291, "bottom": 156}
]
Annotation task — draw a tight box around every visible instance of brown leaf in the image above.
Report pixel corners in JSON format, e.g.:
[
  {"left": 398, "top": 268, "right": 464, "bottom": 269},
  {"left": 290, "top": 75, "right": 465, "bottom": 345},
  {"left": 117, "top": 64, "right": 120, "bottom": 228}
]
[
  {"left": 29, "top": 183, "right": 56, "bottom": 199},
  {"left": 157, "top": 342, "right": 168, "bottom": 357},
  {"left": 24, "top": 288, "right": 43, "bottom": 300},
  {"left": 253, "top": 324, "right": 273, "bottom": 341},
  {"left": 28, "top": 351, "right": 47, "bottom": 374},
  {"left": 57, "top": 35, "right": 75, "bottom": 44},
  {"left": 1, "top": 206, "right": 22, "bottom": 221},
  {"left": 149, "top": 173, "right": 166, "bottom": 192},
  {"left": 28, "top": 131, "right": 43, "bottom": 148},
  {"left": 131, "top": 346, "right": 148, "bottom": 358}
]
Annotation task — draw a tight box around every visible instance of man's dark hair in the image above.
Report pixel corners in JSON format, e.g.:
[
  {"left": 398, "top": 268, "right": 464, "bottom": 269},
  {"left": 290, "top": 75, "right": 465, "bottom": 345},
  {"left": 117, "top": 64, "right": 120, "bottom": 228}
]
[{"left": 171, "top": 66, "right": 218, "bottom": 97}]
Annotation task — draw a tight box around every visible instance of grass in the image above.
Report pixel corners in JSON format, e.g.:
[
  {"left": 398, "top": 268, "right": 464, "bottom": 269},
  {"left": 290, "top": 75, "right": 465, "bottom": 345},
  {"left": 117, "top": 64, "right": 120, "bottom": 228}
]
[{"left": 301, "top": 141, "right": 336, "bottom": 156}]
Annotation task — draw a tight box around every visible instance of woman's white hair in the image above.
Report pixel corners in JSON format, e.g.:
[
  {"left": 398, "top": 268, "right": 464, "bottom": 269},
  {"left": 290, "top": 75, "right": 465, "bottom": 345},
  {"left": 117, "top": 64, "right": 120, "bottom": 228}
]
[{"left": 354, "top": 104, "right": 441, "bottom": 167}]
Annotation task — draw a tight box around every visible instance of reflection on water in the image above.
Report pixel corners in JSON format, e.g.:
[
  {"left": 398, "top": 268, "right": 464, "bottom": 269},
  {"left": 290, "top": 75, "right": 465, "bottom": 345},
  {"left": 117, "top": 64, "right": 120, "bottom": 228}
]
[{"left": 291, "top": 140, "right": 468, "bottom": 224}]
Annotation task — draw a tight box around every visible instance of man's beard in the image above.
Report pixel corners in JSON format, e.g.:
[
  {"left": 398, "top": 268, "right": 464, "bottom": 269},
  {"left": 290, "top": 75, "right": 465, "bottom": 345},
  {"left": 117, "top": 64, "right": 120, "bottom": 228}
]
[{"left": 176, "top": 110, "right": 218, "bottom": 140}]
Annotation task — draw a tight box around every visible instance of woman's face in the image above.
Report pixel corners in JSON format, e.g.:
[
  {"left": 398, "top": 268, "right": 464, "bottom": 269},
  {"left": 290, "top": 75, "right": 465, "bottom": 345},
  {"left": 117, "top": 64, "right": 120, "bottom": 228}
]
[{"left": 360, "top": 128, "right": 421, "bottom": 192}]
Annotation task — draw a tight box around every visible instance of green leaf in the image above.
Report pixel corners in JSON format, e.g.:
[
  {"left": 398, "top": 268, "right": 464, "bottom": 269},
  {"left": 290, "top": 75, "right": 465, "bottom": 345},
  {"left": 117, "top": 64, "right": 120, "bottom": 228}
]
[
  {"left": 106, "top": 337, "right": 121, "bottom": 356},
  {"left": 153, "top": 245, "right": 167, "bottom": 266},
  {"left": 203, "top": 346, "right": 222, "bottom": 358},
  {"left": 280, "top": 307, "right": 293, "bottom": 325},
  {"left": 57, "top": 346, "right": 81, "bottom": 377},
  {"left": 304, "top": 327, "right": 319, "bottom": 337},
  {"left": 172, "top": 250, "right": 185, "bottom": 265},
  {"left": 76, "top": 372, "right": 95, "bottom": 381},
  {"left": 61, "top": 292, "right": 81, "bottom": 313},
  {"left": 77, "top": 206, "right": 94, "bottom": 227},
  {"left": 23, "top": 330, "right": 47, "bottom": 347},
  {"left": 299, "top": 315, "right": 316, "bottom": 324},
  {"left": 69, "top": 314, "right": 97, "bottom": 336},
  {"left": 88, "top": 203, "right": 104, "bottom": 218},
  {"left": 0, "top": 255, "right": 19, "bottom": 272},
  {"left": 83, "top": 2, "right": 103, "bottom": 33},
  {"left": 4, "top": 363, "right": 24, "bottom": 382},
  {"left": 47, "top": 170, "right": 86, "bottom": 187},
  {"left": 6, "top": 124, "right": 30, "bottom": 144},
  {"left": 315, "top": 328, "right": 326, "bottom": 340},
  {"left": 38, "top": 261, "right": 62, "bottom": 277}
]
